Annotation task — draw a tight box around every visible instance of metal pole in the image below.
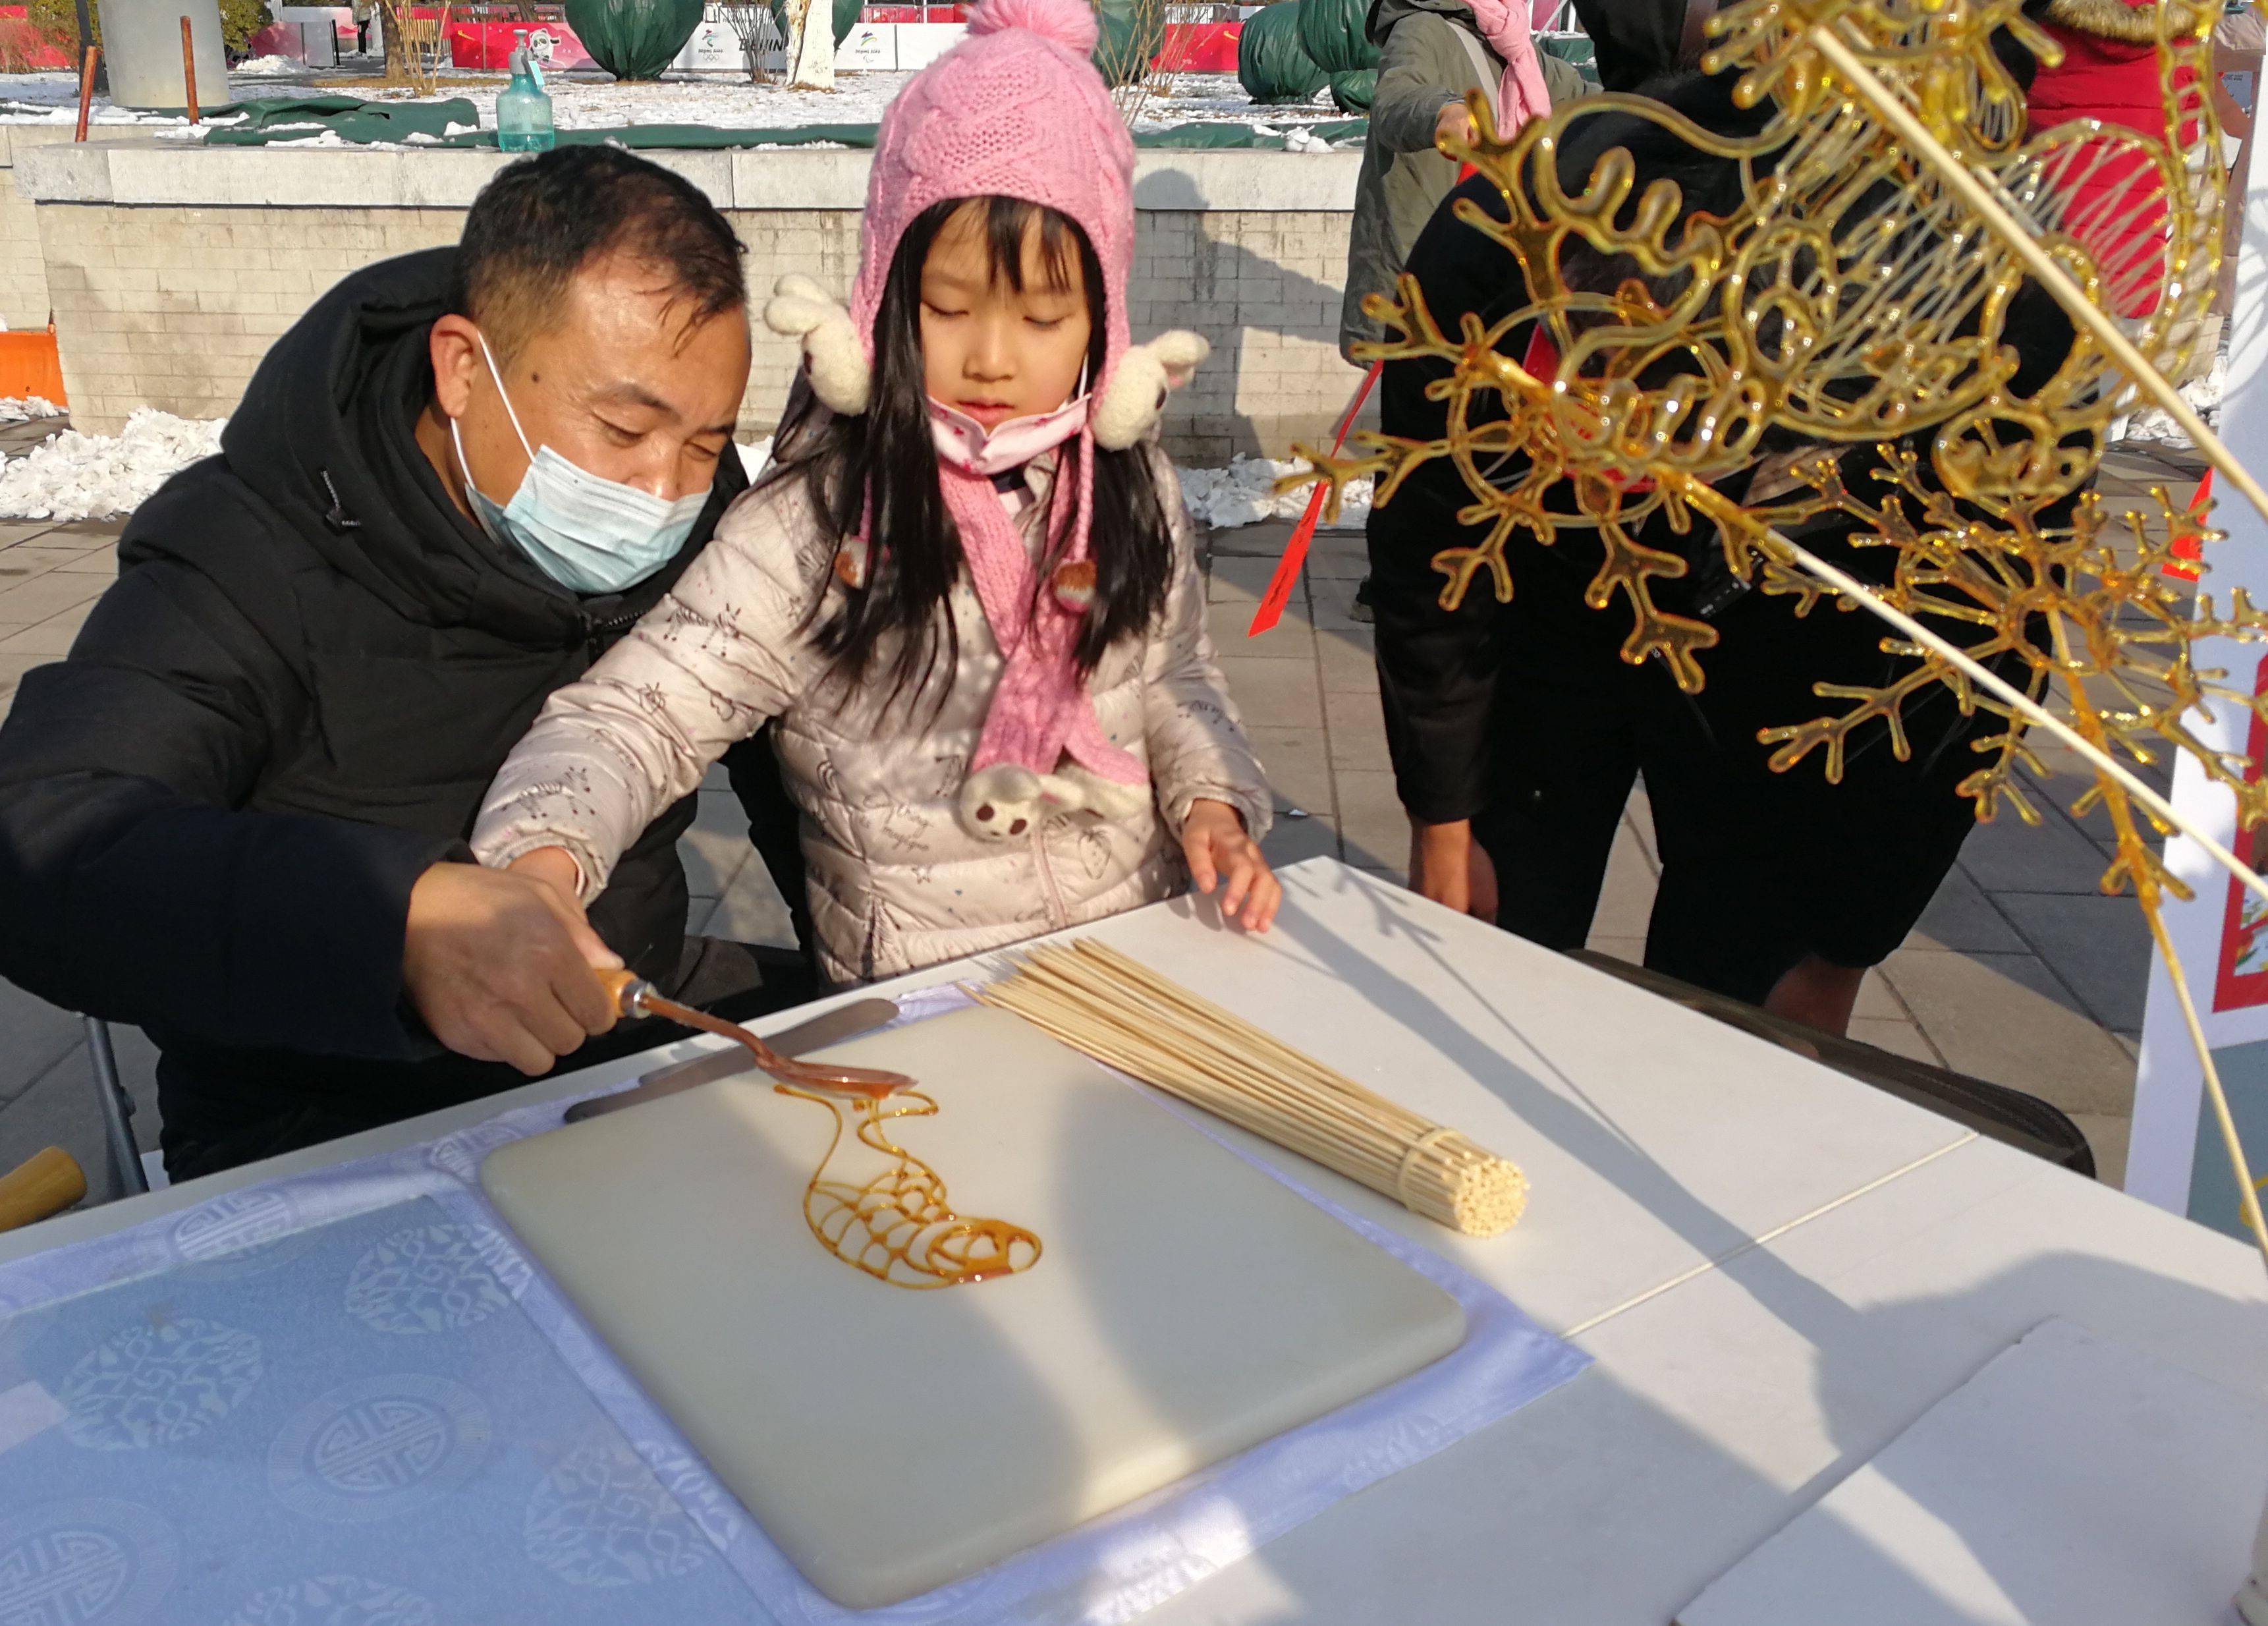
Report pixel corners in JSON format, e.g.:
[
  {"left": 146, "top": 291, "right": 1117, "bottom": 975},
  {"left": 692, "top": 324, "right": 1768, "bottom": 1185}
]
[
  {"left": 82, "top": 1017, "right": 150, "bottom": 1198},
  {"left": 71, "top": 0, "right": 107, "bottom": 94}
]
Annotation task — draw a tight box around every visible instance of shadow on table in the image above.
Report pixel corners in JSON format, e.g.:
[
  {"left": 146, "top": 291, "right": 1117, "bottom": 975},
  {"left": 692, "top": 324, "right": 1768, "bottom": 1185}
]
[{"left": 1118, "top": 1243, "right": 2264, "bottom": 1622}]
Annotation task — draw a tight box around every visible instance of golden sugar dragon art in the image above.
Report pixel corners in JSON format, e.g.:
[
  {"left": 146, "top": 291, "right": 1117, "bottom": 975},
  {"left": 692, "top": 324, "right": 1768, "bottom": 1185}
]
[
  {"left": 1290, "top": 0, "right": 2268, "bottom": 1250},
  {"left": 777, "top": 1084, "right": 1043, "bottom": 1289}
]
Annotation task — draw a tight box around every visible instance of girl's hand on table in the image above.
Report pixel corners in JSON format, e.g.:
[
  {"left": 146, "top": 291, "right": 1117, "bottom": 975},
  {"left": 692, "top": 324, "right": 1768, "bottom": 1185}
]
[{"left": 1182, "top": 799, "right": 1282, "bottom": 933}]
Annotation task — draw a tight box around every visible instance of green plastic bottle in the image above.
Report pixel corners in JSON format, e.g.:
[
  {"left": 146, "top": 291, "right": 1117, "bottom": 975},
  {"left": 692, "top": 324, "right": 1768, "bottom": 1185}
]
[{"left": 497, "top": 32, "right": 556, "bottom": 153}]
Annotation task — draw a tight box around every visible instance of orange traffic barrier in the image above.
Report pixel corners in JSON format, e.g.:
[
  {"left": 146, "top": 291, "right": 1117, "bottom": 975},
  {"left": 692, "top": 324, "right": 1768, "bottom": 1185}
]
[{"left": 0, "top": 322, "right": 67, "bottom": 406}]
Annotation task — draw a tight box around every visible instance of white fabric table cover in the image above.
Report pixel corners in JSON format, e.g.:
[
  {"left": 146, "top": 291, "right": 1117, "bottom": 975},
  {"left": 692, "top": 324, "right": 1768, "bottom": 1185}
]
[{"left": 6, "top": 859, "right": 2258, "bottom": 1621}]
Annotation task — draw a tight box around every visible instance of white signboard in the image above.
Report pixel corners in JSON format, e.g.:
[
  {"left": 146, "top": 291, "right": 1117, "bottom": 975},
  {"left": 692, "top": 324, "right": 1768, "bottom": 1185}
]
[
  {"left": 893, "top": 21, "right": 965, "bottom": 68},
  {"left": 835, "top": 22, "right": 896, "bottom": 70},
  {"left": 671, "top": 5, "right": 785, "bottom": 74},
  {"left": 2128, "top": 155, "right": 2268, "bottom": 1241}
]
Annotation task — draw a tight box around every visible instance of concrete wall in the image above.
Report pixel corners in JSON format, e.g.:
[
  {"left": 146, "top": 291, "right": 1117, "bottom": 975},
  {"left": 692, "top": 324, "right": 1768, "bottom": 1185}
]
[
  {"left": 12, "top": 140, "right": 1369, "bottom": 458},
  {"left": 0, "top": 127, "right": 67, "bottom": 334}
]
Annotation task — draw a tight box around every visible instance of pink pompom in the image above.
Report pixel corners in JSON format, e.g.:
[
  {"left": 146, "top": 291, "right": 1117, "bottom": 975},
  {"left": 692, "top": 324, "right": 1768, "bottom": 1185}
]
[{"left": 965, "top": 0, "right": 1099, "bottom": 53}]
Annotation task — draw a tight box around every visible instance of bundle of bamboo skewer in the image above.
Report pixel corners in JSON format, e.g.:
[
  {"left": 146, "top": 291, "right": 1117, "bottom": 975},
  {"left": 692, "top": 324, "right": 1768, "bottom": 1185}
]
[{"left": 976, "top": 941, "right": 1527, "bottom": 1237}]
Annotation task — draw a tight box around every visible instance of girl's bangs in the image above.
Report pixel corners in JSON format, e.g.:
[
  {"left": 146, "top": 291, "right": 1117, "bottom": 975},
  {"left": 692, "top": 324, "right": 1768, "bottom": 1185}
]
[{"left": 966, "top": 195, "right": 1083, "bottom": 294}]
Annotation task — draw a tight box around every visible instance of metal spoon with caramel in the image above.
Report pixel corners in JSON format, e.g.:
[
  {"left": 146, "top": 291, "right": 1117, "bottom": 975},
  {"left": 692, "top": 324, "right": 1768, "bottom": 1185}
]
[{"left": 601, "top": 969, "right": 913, "bottom": 1099}]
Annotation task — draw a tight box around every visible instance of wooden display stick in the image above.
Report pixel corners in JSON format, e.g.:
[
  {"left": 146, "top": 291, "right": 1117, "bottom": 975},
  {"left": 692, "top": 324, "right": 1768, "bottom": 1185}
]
[
  {"left": 180, "top": 16, "right": 198, "bottom": 123},
  {"left": 74, "top": 45, "right": 98, "bottom": 142}
]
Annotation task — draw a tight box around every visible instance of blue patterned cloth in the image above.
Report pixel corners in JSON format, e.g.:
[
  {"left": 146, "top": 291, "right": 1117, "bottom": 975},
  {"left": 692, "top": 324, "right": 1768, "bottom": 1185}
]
[{"left": 0, "top": 1195, "right": 760, "bottom": 1624}]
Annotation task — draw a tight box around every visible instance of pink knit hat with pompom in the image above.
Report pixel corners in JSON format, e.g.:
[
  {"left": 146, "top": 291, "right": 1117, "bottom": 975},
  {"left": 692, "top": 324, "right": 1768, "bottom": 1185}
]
[
  {"left": 766, "top": 0, "right": 1206, "bottom": 449},
  {"left": 852, "top": 0, "right": 1134, "bottom": 395}
]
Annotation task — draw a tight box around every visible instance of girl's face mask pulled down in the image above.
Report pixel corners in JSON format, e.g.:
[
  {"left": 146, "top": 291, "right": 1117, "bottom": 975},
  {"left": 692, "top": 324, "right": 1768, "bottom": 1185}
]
[
  {"left": 451, "top": 331, "right": 709, "bottom": 596},
  {"left": 919, "top": 203, "right": 1095, "bottom": 472}
]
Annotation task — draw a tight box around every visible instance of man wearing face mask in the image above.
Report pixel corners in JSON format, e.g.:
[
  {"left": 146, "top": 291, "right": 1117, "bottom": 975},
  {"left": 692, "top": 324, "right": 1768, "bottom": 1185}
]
[{"left": 0, "top": 146, "right": 814, "bottom": 1181}]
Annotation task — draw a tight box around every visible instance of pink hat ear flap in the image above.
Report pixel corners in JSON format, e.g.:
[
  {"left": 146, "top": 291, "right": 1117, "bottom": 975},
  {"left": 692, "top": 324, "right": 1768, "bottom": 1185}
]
[
  {"left": 763, "top": 273, "right": 872, "bottom": 416},
  {"left": 1092, "top": 330, "right": 1209, "bottom": 449}
]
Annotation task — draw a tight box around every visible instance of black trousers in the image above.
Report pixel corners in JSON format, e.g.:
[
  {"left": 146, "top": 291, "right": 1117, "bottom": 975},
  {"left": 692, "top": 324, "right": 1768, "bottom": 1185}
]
[
  {"left": 1470, "top": 569, "right": 1808, "bottom": 1006},
  {"left": 1471, "top": 556, "right": 2003, "bottom": 1006}
]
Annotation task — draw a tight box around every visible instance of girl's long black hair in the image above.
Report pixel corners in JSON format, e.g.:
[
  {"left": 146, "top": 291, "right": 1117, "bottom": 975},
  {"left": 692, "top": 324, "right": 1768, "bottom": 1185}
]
[{"left": 761, "top": 195, "right": 1173, "bottom": 716}]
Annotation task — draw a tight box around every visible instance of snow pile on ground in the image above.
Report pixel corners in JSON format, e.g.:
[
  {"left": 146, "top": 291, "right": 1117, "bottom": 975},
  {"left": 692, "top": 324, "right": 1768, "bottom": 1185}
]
[
  {"left": 2122, "top": 349, "right": 2226, "bottom": 449},
  {"left": 0, "top": 408, "right": 224, "bottom": 520},
  {"left": 1176, "top": 455, "right": 1371, "bottom": 530},
  {"left": 0, "top": 395, "right": 63, "bottom": 423},
  {"left": 232, "top": 54, "right": 308, "bottom": 76},
  {"left": 0, "top": 410, "right": 1350, "bottom": 531}
]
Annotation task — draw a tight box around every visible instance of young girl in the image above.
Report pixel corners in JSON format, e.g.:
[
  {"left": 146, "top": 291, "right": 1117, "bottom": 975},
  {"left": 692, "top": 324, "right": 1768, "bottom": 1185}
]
[{"left": 470, "top": 0, "right": 1278, "bottom": 985}]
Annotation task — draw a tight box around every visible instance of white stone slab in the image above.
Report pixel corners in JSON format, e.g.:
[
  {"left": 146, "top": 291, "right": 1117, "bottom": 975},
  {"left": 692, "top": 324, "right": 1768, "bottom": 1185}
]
[
  {"left": 480, "top": 1006, "right": 1466, "bottom": 1608},
  {"left": 12, "top": 142, "right": 115, "bottom": 203},
  {"left": 1679, "top": 1318, "right": 2268, "bottom": 1625},
  {"left": 391, "top": 149, "right": 515, "bottom": 208},
  {"left": 1132, "top": 150, "right": 1362, "bottom": 211},
  {"left": 16, "top": 140, "right": 1362, "bottom": 213},
  {"left": 727, "top": 146, "right": 873, "bottom": 209}
]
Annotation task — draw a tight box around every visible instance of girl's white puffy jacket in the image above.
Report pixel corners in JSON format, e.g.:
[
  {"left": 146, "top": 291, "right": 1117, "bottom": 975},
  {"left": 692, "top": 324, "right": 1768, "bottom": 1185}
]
[{"left": 471, "top": 445, "right": 1271, "bottom": 985}]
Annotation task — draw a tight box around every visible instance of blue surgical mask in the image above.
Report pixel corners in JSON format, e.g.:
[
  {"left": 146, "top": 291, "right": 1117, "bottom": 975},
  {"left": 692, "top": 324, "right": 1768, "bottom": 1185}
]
[{"left": 450, "top": 331, "right": 708, "bottom": 595}]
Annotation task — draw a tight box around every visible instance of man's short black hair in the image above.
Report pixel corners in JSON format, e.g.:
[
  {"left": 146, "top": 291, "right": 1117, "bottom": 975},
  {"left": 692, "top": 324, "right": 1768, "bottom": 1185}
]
[{"left": 453, "top": 146, "right": 748, "bottom": 359}]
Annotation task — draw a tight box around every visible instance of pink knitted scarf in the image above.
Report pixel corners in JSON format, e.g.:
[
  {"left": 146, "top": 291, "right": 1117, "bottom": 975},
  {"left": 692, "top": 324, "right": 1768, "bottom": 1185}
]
[
  {"left": 1463, "top": 0, "right": 1553, "bottom": 131},
  {"left": 937, "top": 423, "right": 1147, "bottom": 793}
]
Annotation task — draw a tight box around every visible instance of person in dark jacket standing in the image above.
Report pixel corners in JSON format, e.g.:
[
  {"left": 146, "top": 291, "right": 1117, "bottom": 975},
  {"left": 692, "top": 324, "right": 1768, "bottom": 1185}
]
[
  {"left": 0, "top": 146, "right": 812, "bottom": 1181},
  {"left": 1341, "top": 0, "right": 1579, "bottom": 622},
  {"left": 1339, "top": 0, "right": 1573, "bottom": 362}
]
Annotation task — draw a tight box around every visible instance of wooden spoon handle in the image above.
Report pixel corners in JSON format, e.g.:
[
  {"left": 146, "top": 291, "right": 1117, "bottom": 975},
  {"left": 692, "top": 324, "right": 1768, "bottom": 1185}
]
[
  {"left": 596, "top": 967, "right": 646, "bottom": 1015},
  {"left": 0, "top": 1147, "right": 88, "bottom": 1233}
]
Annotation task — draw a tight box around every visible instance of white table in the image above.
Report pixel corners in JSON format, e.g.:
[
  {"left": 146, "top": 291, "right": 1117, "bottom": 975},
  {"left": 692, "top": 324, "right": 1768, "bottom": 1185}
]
[{"left": 7, "top": 858, "right": 2261, "bottom": 1621}]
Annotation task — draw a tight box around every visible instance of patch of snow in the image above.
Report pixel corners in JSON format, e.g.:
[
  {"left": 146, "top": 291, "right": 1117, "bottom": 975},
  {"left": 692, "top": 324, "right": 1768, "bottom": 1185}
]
[
  {"left": 0, "top": 395, "right": 63, "bottom": 423},
  {"left": 1176, "top": 455, "right": 1369, "bottom": 530},
  {"left": 2121, "top": 350, "right": 2227, "bottom": 449},
  {"left": 0, "top": 408, "right": 224, "bottom": 520},
  {"left": 233, "top": 54, "right": 306, "bottom": 76}
]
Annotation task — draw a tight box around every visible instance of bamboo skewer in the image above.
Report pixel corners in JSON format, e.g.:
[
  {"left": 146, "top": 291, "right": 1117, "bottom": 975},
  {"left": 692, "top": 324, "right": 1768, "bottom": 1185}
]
[{"left": 976, "top": 941, "right": 1528, "bottom": 1237}]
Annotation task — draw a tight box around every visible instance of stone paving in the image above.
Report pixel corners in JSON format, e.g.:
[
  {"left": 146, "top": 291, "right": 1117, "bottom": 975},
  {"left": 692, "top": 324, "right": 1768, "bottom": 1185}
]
[{"left": 0, "top": 425, "right": 2199, "bottom": 1214}]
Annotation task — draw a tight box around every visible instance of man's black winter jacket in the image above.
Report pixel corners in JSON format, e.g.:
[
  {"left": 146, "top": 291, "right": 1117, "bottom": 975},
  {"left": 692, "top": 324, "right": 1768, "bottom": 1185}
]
[{"left": 0, "top": 248, "right": 802, "bottom": 1175}]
